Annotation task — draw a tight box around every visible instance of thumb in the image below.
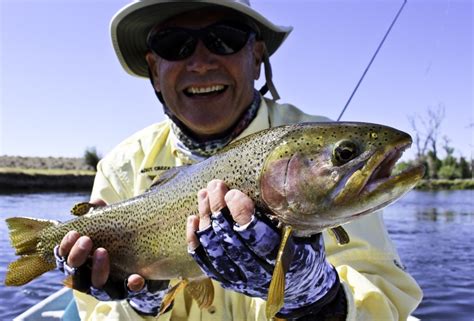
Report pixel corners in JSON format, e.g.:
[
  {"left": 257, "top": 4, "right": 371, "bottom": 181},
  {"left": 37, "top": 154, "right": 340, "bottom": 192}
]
[{"left": 127, "top": 274, "right": 146, "bottom": 292}]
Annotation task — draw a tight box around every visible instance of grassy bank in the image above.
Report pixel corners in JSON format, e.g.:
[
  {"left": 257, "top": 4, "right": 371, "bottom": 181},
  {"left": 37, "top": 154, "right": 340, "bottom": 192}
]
[
  {"left": 415, "top": 179, "right": 474, "bottom": 191},
  {"left": 0, "top": 168, "right": 95, "bottom": 192}
]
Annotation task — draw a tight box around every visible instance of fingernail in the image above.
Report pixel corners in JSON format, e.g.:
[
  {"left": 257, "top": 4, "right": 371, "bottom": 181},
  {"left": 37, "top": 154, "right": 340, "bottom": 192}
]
[
  {"left": 208, "top": 180, "right": 219, "bottom": 191},
  {"left": 78, "top": 237, "right": 89, "bottom": 249},
  {"left": 225, "top": 190, "right": 237, "bottom": 202},
  {"left": 66, "top": 231, "right": 75, "bottom": 241},
  {"left": 187, "top": 216, "right": 195, "bottom": 225},
  {"left": 94, "top": 248, "right": 105, "bottom": 263},
  {"left": 198, "top": 190, "right": 207, "bottom": 201}
]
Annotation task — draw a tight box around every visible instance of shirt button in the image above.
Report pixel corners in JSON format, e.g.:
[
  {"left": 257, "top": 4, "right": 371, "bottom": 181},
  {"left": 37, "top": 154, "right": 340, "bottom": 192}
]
[{"left": 207, "top": 306, "right": 216, "bottom": 314}]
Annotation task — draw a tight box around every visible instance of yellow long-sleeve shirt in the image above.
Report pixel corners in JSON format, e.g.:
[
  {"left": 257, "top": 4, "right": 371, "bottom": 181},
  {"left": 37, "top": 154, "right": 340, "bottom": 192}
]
[{"left": 73, "top": 97, "right": 422, "bottom": 321}]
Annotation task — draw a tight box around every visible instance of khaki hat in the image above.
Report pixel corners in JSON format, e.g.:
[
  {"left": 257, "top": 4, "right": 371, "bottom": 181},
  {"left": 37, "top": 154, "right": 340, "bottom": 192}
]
[{"left": 110, "top": 0, "right": 292, "bottom": 79}]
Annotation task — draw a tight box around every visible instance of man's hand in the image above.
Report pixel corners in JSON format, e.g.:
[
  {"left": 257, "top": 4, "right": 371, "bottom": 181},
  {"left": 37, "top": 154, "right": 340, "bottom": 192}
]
[
  {"left": 56, "top": 199, "right": 146, "bottom": 293},
  {"left": 55, "top": 199, "right": 172, "bottom": 316},
  {"left": 186, "top": 179, "right": 341, "bottom": 318}
]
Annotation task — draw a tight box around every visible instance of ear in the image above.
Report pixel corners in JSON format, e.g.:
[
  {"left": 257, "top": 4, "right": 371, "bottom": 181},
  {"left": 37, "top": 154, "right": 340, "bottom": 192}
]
[
  {"left": 252, "top": 41, "right": 265, "bottom": 80},
  {"left": 146, "top": 52, "right": 161, "bottom": 92}
]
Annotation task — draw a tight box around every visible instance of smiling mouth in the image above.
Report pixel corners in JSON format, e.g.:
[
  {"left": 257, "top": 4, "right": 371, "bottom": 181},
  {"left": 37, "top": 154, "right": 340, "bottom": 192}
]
[{"left": 184, "top": 85, "right": 228, "bottom": 97}]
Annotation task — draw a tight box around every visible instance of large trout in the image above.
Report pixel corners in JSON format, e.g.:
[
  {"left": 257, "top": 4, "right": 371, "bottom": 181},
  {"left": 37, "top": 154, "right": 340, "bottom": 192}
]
[{"left": 5, "top": 122, "right": 424, "bottom": 314}]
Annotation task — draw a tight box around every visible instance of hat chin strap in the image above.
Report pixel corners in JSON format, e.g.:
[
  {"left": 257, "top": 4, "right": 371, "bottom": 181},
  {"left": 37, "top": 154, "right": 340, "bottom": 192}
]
[{"left": 259, "top": 46, "right": 280, "bottom": 101}]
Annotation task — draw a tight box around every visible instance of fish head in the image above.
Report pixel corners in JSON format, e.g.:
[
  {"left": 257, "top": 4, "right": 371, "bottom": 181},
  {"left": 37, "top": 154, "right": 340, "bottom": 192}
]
[{"left": 260, "top": 122, "right": 425, "bottom": 235}]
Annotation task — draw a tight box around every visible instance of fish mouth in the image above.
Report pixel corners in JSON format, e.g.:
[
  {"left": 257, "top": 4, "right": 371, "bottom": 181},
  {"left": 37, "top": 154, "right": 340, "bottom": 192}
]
[
  {"left": 363, "top": 144, "right": 406, "bottom": 192},
  {"left": 361, "top": 140, "right": 425, "bottom": 195},
  {"left": 333, "top": 138, "right": 424, "bottom": 207}
]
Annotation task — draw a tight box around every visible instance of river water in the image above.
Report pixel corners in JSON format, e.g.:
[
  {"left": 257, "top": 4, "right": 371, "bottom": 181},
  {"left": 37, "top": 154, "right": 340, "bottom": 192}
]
[{"left": 0, "top": 190, "right": 473, "bottom": 320}]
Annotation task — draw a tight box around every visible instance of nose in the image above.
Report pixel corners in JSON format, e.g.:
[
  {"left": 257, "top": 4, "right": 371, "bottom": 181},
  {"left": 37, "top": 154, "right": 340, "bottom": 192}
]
[{"left": 186, "top": 40, "right": 219, "bottom": 74}]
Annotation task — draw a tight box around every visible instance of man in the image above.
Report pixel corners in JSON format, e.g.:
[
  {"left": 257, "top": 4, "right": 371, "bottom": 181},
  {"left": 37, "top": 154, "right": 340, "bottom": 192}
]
[{"left": 56, "top": 0, "right": 422, "bottom": 320}]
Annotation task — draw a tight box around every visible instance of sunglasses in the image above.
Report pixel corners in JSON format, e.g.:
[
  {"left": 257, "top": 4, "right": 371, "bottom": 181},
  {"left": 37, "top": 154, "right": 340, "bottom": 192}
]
[{"left": 147, "top": 22, "right": 256, "bottom": 61}]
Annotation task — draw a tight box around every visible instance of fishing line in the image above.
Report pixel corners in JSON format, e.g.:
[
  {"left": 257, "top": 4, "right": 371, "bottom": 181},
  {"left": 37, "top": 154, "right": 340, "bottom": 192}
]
[{"left": 337, "top": 0, "right": 408, "bottom": 121}]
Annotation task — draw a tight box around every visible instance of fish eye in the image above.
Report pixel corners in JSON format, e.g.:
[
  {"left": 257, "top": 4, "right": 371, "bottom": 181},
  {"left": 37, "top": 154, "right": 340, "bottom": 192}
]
[{"left": 333, "top": 140, "right": 359, "bottom": 165}]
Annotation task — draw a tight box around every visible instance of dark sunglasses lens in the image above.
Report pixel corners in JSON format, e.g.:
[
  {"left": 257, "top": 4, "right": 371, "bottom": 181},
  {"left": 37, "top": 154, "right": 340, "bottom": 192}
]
[
  {"left": 150, "top": 29, "right": 196, "bottom": 60},
  {"left": 204, "top": 25, "right": 250, "bottom": 55}
]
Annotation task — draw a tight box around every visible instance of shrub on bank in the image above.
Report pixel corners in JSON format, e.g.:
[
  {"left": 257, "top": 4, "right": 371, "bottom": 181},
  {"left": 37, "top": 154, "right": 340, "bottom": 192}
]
[{"left": 84, "top": 147, "right": 101, "bottom": 171}]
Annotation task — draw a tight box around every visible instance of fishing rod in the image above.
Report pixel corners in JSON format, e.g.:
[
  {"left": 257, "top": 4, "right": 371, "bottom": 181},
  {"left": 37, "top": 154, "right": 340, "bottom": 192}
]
[{"left": 337, "top": 0, "right": 408, "bottom": 121}]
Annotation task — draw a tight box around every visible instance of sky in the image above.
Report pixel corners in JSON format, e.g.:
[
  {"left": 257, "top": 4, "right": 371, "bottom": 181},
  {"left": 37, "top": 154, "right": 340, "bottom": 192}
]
[{"left": 0, "top": 0, "right": 472, "bottom": 161}]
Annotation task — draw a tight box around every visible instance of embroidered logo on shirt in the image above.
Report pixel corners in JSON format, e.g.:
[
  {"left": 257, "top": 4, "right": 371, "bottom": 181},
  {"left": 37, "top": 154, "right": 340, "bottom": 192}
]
[{"left": 140, "top": 166, "right": 174, "bottom": 174}]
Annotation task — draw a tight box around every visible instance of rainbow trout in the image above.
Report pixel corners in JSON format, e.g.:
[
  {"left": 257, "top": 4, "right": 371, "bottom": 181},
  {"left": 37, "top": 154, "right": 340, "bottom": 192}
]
[{"left": 5, "top": 122, "right": 424, "bottom": 314}]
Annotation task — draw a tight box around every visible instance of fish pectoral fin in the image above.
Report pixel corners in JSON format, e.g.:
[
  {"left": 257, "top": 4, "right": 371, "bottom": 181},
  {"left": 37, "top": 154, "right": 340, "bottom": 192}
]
[
  {"left": 70, "top": 202, "right": 97, "bottom": 216},
  {"left": 159, "top": 279, "right": 189, "bottom": 315},
  {"left": 330, "top": 226, "right": 350, "bottom": 245},
  {"left": 266, "top": 225, "right": 293, "bottom": 319},
  {"left": 185, "top": 277, "right": 214, "bottom": 309}
]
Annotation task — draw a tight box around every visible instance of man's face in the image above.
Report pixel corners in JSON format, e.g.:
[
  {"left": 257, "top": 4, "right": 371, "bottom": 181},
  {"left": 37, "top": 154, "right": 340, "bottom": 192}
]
[{"left": 146, "top": 10, "right": 264, "bottom": 140}]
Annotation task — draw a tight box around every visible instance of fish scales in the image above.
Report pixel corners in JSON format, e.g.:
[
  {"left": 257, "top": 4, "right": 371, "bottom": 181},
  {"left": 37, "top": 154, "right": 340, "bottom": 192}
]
[{"left": 35, "top": 125, "right": 291, "bottom": 280}]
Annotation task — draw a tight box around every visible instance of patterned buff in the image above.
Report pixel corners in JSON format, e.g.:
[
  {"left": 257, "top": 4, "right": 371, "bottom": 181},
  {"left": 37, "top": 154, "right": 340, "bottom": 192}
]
[{"left": 169, "top": 90, "right": 261, "bottom": 158}]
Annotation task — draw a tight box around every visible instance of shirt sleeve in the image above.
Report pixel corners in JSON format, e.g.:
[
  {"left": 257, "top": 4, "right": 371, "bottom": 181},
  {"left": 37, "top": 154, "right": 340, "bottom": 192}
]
[{"left": 324, "top": 212, "right": 423, "bottom": 321}]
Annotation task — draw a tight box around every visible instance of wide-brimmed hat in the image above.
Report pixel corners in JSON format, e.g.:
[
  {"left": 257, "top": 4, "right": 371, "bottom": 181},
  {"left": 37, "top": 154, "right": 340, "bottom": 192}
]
[{"left": 111, "top": 0, "right": 293, "bottom": 78}]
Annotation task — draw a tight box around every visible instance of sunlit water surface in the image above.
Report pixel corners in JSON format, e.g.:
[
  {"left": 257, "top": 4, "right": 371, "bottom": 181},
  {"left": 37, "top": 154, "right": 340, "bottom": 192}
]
[{"left": 0, "top": 190, "right": 473, "bottom": 320}]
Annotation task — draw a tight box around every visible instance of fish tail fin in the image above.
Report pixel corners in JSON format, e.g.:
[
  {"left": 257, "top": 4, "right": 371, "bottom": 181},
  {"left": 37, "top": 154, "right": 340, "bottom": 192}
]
[
  {"left": 5, "top": 217, "right": 57, "bottom": 286},
  {"left": 6, "top": 255, "right": 55, "bottom": 286}
]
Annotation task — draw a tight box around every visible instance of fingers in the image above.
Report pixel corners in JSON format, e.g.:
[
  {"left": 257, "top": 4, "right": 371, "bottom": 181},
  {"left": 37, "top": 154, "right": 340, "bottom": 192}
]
[
  {"left": 67, "top": 236, "right": 93, "bottom": 268},
  {"left": 58, "top": 231, "right": 80, "bottom": 257},
  {"left": 186, "top": 215, "right": 200, "bottom": 251},
  {"left": 59, "top": 231, "right": 111, "bottom": 290},
  {"left": 225, "top": 189, "right": 254, "bottom": 226},
  {"left": 207, "top": 180, "right": 228, "bottom": 213},
  {"left": 197, "top": 189, "right": 211, "bottom": 230},
  {"left": 91, "top": 248, "right": 109, "bottom": 288},
  {"left": 201, "top": 180, "right": 255, "bottom": 226},
  {"left": 127, "top": 274, "right": 145, "bottom": 292},
  {"left": 90, "top": 199, "right": 107, "bottom": 207}
]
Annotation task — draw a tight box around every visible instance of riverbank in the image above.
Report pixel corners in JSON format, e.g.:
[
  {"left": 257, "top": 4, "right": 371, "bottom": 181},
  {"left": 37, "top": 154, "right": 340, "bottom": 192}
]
[
  {"left": 416, "top": 179, "right": 474, "bottom": 190},
  {"left": 0, "top": 156, "right": 94, "bottom": 192}
]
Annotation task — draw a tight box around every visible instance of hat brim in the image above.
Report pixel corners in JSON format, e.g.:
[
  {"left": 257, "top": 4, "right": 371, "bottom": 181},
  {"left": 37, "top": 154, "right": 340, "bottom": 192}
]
[{"left": 111, "top": 0, "right": 292, "bottom": 77}]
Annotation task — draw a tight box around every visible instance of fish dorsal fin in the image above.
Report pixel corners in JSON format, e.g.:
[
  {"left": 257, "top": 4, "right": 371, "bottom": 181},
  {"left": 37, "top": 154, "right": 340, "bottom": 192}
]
[
  {"left": 159, "top": 279, "right": 189, "bottom": 315},
  {"left": 70, "top": 202, "right": 98, "bottom": 216},
  {"left": 185, "top": 277, "right": 214, "bottom": 309},
  {"left": 330, "top": 226, "right": 350, "bottom": 245},
  {"left": 150, "top": 166, "right": 187, "bottom": 188},
  {"left": 266, "top": 225, "right": 293, "bottom": 319}
]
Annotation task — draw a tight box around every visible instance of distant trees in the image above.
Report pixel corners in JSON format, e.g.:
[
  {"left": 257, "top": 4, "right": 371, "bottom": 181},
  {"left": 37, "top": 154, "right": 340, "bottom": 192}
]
[
  {"left": 84, "top": 147, "right": 101, "bottom": 171},
  {"left": 397, "top": 105, "right": 472, "bottom": 180}
]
